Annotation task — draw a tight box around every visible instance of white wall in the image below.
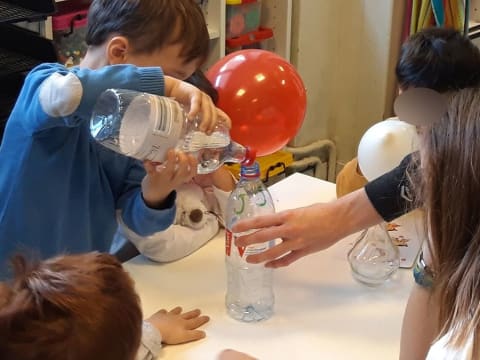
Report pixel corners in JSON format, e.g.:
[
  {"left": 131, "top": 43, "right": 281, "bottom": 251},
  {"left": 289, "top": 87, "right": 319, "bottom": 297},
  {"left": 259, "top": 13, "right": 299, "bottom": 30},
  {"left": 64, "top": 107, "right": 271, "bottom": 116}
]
[{"left": 289, "top": 0, "right": 404, "bottom": 172}]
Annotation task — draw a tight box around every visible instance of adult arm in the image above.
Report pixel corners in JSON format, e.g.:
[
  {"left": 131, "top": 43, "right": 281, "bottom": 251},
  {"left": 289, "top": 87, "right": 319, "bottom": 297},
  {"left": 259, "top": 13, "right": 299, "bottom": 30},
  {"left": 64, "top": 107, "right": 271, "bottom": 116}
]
[
  {"left": 365, "top": 153, "right": 417, "bottom": 221},
  {"left": 234, "top": 187, "right": 383, "bottom": 268},
  {"left": 234, "top": 154, "right": 417, "bottom": 268}
]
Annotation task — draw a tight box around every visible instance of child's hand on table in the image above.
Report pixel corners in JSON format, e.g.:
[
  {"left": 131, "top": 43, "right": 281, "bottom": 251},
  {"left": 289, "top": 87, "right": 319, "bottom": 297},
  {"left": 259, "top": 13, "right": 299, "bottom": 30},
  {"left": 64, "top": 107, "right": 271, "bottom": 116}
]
[{"left": 145, "top": 306, "right": 210, "bottom": 344}]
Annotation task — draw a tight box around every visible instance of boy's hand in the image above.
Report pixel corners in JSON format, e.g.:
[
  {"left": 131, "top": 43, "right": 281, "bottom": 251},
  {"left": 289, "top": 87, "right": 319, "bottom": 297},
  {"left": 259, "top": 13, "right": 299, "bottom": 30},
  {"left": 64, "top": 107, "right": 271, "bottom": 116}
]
[
  {"left": 142, "top": 150, "right": 197, "bottom": 209},
  {"left": 194, "top": 167, "right": 235, "bottom": 192},
  {"left": 165, "top": 76, "right": 231, "bottom": 133},
  {"left": 145, "top": 306, "right": 210, "bottom": 344}
]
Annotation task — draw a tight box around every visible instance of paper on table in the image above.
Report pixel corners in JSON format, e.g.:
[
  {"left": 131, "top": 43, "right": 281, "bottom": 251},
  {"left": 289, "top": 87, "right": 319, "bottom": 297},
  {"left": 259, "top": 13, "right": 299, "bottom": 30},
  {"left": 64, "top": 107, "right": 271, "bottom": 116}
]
[{"left": 386, "top": 210, "right": 425, "bottom": 268}]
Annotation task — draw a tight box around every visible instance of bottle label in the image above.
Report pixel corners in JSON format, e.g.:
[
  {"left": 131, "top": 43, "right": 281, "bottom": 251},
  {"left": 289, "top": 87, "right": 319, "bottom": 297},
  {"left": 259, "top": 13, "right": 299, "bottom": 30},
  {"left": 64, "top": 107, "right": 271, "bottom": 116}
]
[
  {"left": 226, "top": 229, "right": 233, "bottom": 256},
  {"left": 133, "top": 96, "right": 185, "bottom": 162},
  {"left": 225, "top": 229, "right": 271, "bottom": 260}
]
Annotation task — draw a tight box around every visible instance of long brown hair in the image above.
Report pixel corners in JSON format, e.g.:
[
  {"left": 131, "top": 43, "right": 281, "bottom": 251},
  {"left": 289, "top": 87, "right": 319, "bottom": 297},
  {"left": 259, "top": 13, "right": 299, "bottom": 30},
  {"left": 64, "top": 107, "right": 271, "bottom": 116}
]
[
  {"left": 418, "top": 87, "right": 480, "bottom": 351},
  {"left": 0, "top": 252, "right": 143, "bottom": 360}
]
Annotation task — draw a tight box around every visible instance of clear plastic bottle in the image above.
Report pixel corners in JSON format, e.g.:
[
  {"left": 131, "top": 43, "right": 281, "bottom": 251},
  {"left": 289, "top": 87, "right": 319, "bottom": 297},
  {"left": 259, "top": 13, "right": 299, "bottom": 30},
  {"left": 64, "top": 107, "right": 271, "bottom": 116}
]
[
  {"left": 90, "top": 88, "right": 255, "bottom": 174},
  {"left": 225, "top": 162, "right": 275, "bottom": 322},
  {"left": 347, "top": 223, "right": 400, "bottom": 286}
]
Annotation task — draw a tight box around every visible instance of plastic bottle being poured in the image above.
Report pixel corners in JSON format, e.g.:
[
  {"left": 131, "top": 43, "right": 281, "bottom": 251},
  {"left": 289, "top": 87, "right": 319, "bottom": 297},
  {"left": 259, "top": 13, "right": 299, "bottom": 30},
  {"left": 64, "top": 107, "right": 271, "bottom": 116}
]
[{"left": 90, "top": 88, "right": 256, "bottom": 173}]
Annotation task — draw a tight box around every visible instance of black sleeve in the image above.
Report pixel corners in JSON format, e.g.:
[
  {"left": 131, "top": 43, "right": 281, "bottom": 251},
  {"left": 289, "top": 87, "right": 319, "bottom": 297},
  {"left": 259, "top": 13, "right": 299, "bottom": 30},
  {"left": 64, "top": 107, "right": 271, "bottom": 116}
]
[{"left": 364, "top": 153, "right": 418, "bottom": 222}]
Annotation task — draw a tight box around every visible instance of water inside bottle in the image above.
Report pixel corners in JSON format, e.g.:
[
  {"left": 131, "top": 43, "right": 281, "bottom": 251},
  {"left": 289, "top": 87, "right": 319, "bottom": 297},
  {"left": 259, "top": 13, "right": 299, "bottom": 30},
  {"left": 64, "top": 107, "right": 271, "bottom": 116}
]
[
  {"left": 178, "top": 130, "right": 231, "bottom": 174},
  {"left": 225, "top": 262, "right": 274, "bottom": 322}
]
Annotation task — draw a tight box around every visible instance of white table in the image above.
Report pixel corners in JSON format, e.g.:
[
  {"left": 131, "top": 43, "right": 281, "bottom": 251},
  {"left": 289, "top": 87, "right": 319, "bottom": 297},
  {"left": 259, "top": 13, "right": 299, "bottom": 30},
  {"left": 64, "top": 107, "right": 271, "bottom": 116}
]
[{"left": 124, "top": 173, "right": 413, "bottom": 359}]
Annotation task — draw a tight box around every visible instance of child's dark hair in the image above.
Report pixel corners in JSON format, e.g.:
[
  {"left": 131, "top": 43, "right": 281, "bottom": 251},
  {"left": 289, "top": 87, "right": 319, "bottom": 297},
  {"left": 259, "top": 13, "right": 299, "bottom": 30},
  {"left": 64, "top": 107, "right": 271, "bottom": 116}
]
[
  {"left": 0, "top": 252, "right": 142, "bottom": 360},
  {"left": 86, "top": 0, "right": 210, "bottom": 64},
  {"left": 396, "top": 27, "right": 480, "bottom": 92}
]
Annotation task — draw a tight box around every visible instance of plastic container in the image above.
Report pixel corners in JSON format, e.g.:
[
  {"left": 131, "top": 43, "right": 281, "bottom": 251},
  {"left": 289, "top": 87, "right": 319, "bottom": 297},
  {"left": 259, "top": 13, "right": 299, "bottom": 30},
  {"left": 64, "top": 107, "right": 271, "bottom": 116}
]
[
  {"left": 52, "top": 3, "right": 90, "bottom": 67},
  {"left": 226, "top": 0, "right": 262, "bottom": 39},
  {"left": 225, "top": 161, "right": 275, "bottom": 322},
  {"left": 90, "top": 89, "right": 255, "bottom": 174}
]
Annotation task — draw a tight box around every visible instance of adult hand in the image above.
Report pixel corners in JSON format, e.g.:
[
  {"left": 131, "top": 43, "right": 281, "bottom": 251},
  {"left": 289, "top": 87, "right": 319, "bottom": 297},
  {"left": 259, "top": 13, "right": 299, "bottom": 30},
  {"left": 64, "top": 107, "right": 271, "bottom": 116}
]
[
  {"left": 145, "top": 306, "right": 210, "bottom": 345},
  {"left": 233, "top": 188, "right": 383, "bottom": 268}
]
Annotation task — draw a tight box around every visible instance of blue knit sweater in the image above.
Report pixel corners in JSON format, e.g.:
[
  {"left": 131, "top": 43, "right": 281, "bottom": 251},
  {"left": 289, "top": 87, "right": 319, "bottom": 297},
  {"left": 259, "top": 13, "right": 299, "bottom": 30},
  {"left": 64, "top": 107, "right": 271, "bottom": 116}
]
[{"left": 0, "top": 63, "right": 176, "bottom": 273}]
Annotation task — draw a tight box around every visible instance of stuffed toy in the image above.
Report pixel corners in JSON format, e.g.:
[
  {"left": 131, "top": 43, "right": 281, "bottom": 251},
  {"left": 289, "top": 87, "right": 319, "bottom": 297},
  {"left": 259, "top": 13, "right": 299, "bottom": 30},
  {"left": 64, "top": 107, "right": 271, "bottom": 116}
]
[{"left": 175, "top": 182, "right": 211, "bottom": 230}]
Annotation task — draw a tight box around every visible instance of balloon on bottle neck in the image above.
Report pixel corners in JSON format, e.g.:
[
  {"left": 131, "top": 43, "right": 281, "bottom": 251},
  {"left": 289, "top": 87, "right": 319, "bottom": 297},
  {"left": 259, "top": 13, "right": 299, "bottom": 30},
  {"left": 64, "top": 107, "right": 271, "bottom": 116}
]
[{"left": 357, "top": 117, "right": 419, "bottom": 181}]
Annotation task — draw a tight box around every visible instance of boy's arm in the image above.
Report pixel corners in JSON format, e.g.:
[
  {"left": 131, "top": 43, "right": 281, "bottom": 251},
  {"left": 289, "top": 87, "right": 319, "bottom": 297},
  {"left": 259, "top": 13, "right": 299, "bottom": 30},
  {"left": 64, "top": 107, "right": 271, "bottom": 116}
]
[
  {"left": 116, "top": 159, "right": 177, "bottom": 237},
  {"left": 17, "top": 63, "right": 164, "bottom": 134}
]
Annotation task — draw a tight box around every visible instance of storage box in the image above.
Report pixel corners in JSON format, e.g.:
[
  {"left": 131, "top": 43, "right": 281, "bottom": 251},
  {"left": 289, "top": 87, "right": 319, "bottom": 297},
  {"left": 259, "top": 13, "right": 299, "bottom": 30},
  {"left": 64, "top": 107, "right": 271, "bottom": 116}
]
[
  {"left": 225, "top": 150, "right": 294, "bottom": 182},
  {"left": 226, "top": 0, "right": 262, "bottom": 40},
  {"left": 52, "top": 3, "right": 90, "bottom": 67}
]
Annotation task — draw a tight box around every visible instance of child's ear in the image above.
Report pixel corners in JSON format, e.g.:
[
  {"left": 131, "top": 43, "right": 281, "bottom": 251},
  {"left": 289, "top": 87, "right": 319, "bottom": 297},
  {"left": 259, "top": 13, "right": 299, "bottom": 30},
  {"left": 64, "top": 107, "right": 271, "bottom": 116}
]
[{"left": 107, "top": 36, "right": 130, "bottom": 65}]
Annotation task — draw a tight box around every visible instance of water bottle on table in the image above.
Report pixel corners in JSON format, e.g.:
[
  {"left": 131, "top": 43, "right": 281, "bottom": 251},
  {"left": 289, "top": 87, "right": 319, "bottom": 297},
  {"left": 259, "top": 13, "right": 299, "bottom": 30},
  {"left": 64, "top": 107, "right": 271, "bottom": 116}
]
[
  {"left": 90, "top": 89, "right": 254, "bottom": 174},
  {"left": 225, "top": 162, "right": 275, "bottom": 322}
]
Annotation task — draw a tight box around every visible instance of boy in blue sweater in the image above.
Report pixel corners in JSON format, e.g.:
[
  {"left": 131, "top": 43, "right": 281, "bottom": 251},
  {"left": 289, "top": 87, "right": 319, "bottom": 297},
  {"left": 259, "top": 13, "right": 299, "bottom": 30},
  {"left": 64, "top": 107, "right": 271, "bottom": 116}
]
[
  {"left": 0, "top": 0, "right": 227, "bottom": 268},
  {"left": 0, "top": 0, "right": 225, "bottom": 357}
]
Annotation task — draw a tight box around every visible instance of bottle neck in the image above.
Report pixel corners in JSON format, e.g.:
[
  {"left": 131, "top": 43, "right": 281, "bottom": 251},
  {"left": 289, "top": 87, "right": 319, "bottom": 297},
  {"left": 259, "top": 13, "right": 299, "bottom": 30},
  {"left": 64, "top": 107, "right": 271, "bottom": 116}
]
[
  {"left": 225, "top": 141, "right": 256, "bottom": 165},
  {"left": 239, "top": 162, "right": 261, "bottom": 181}
]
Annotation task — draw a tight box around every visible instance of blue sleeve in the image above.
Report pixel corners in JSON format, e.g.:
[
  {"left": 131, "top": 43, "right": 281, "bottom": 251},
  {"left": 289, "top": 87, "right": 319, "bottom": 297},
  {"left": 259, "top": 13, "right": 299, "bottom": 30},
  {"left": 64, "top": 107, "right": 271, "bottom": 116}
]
[
  {"left": 94, "top": 146, "right": 176, "bottom": 236},
  {"left": 72, "top": 64, "right": 165, "bottom": 118},
  {"left": 14, "top": 62, "right": 164, "bottom": 134},
  {"left": 116, "top": 158, "right": 177, "bottom": 236}
]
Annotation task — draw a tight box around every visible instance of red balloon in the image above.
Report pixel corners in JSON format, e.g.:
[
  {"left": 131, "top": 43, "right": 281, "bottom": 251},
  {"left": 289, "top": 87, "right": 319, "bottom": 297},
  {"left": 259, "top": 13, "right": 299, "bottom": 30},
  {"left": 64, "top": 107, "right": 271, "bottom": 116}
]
[{"left": 206, "top": 50, "right": 306, "bottom": 157}]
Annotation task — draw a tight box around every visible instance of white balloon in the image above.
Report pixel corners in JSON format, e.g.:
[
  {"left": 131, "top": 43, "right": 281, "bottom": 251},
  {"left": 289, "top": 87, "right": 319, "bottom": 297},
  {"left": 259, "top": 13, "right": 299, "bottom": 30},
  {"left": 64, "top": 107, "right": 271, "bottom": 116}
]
[{"left": 357, "top": 117, "right": 418, "bottom": 181}]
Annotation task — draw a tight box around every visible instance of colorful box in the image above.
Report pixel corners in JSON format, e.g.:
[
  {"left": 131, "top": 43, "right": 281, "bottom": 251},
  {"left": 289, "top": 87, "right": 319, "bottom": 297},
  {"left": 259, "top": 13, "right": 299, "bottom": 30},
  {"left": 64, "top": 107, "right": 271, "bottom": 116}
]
[
  {"left": 225, "top": 150, "right": 294, "bottom": 182},
  {"left": 52, "top": 3, "right": 90, "bottom": 67},
  {"left": 226, "top": 0, "right": 262, "bottom": 40}
]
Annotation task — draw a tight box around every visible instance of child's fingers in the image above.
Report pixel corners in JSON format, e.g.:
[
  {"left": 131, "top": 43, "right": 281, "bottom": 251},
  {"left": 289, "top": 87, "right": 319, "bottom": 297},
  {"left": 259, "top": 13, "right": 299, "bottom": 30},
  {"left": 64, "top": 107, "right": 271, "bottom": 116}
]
[
  {"left": 171, "top": 154, "right": 195, "bottom": 185},
  {"left": 160, "top": 150, "right": 178, "bottom": 179},
  {"left": 188, "top": 155, "right": 198, "bottom": 176},
  {"left": 143, "top": 160, "right": 158, "bottom": 174},
  {"left": 186, "top": 315, "right": 210, "bottom": 330},
  {"left": 197, "top": 94, "right": 214, "bottom": 133},
  {"left": 183, "top": 329, "right": 207, "bottom": 343},
  {"left": 217, "top": 108, "right": 232, "bottom": 128},
  {"left": 181, "top": 308, "right": 202, "bottom": 319},
  {"left": 187, "top": 92, "right": 202, "bottom": 120},
  {"left": 169, "top": 306, "right": 183, "bottom": 314},
  {"left": 151, "top": 308, "right": 167, "bottom": 316}
]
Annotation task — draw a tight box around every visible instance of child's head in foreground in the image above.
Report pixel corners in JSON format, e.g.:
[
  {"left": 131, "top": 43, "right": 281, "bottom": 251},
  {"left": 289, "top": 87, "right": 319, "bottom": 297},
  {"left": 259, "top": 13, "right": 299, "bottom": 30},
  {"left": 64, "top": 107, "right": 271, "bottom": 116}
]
[
  {"left": 0, "top": 252, "right": 142, "bottom": 360},
  {"left": 396, "top": 27, "right": 480, "bottom": 92},
  {"left": 84, "top": 0, "right": 210, "bottom": 79}
]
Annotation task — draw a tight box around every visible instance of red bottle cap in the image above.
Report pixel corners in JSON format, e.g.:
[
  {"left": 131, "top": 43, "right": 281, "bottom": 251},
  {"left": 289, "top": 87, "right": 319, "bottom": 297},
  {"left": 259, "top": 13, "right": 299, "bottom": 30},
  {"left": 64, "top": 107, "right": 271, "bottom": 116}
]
[{"left": 242, "top": 147, "right": 257, "bottom": 166}]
